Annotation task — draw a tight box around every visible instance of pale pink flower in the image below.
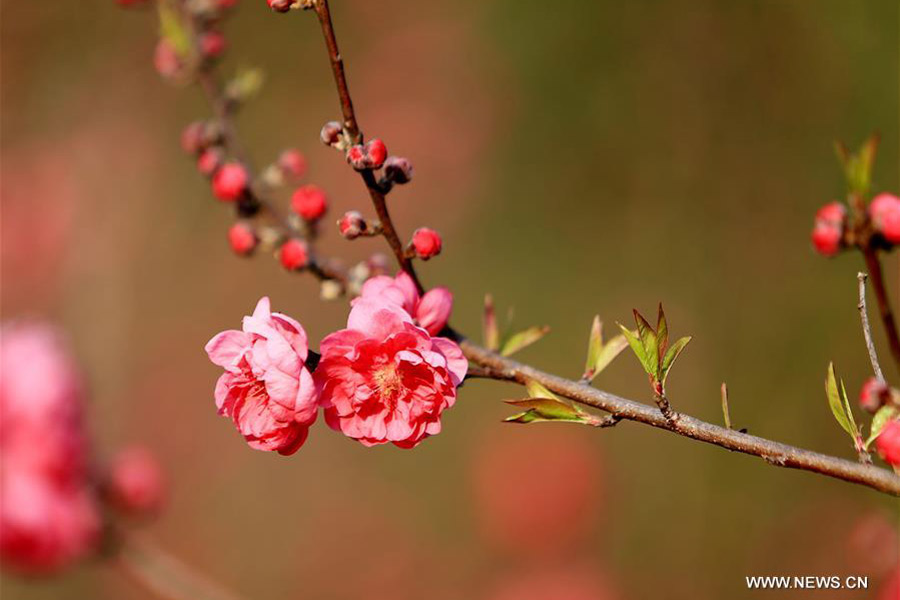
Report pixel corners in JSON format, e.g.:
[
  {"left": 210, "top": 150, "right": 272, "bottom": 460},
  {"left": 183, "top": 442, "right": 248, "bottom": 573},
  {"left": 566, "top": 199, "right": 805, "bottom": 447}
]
[
  {"left": 355, "top": 272, "right": 453, "bottom": 335},
  {"left": 205, "top": 297, "right": 318, "bottom": 455},
  {"left": 0, "top": 323, "right": 100, "bottom": 573},
  {"left": 315, "top": 289, "right": 466, "bottom": 448}
]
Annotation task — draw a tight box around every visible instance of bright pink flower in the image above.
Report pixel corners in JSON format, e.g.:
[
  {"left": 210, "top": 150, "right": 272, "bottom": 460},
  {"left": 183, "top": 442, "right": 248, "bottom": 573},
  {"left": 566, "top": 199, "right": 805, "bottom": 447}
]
[
  {"left": 315, "top": 287, "right": 466, "bottom": 448},
  {"left": 106, "top": 446, "right": 166, "bottom": 516},
  {"left": 875, "top": 419, "right": 900, "bottom": 467},
  {"left": 0, "top": 323, "right": 100, "bottom": 573},
  {"left": 870, "top": 193, "right": 900, "bottom": 243},
  {"left": 205, "top": 298, "right": 318, "bottom": 455},
  {"left": 357, "top": 272, "right": 452, "bottom": 335}
]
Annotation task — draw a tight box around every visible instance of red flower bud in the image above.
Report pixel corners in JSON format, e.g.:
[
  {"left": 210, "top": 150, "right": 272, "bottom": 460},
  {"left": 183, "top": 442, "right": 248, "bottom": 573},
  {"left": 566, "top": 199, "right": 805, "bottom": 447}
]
[
  {"left": 383, "top": 156, "right": 414, "bottom": 184},
  {"left": 200, "top": 31, "right": 227, "bottom": 58},
  {"left": 875, "top": 420, "right": 900, "bottom": 467},
  {"left": 364, "top": 139, "right": 387, "bottom": 169},
  {"left": 346, "top": 145, "right": 367, "bottom": 170},
  {"left": 116, "top": 0, "right": 150, "bottom": 6},
  {"left": 811, "top": 224, "right": 842, "bottom": 257},
  {"left": 338, "top": 211, "right": 366, "bottom": 239},
  {"left": 869, "top": 193, "right": 900, "bottom": 243},
  {"left": 279, "top": 239, "right": 309, "bottom": 270},
  {"left": 197, "top": 148, "right": 224, "bottom": 176},
  {"left": 291, "top": 185, "right": 328, "bottom": 222},
  {"left": 278, "top": 149, "right": 307, "bottom": 180},
  {"left": 267, "top": 0, "right": 295, "bottom": 12},
  {"left": 411, "top": 227, "right": 442, "bottom": 260},
  {"left": 107, "top": 447, "right": 166, "bottom": 517},
  {"left": 212, "top": 163, "right": 248, "bottom": 202},
  {"left": 859, "top": 377, "right": 889, "bottom": 414},
  {"left": 811, "top": 202, "right": 846, "bottom": 257},
  {"left": 320, "top": 121, "right": 343, "bottom": 147},
  {"left": 228, "top": 223, "right": 257, "bottom": 256}
]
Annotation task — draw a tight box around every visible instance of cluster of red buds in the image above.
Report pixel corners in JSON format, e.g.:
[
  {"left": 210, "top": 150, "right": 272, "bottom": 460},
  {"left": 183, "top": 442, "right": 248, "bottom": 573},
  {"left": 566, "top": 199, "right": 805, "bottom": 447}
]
[
  {"left": 811, "top": 193, "right": 900, "bottom": 258},
  {"left": 320, "top": 121, "right": 443, "bottom": 260}
]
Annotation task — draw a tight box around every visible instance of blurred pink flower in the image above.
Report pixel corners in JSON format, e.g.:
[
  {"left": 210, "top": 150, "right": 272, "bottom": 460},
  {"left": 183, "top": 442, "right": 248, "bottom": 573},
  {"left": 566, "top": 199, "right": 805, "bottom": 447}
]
[
  {"left": 315, "top": 287, "right": 466, "bottom": 448},
  {"left": 205, "top": 297, "right": 318, "bottom": 455},
  {"left": 356, "top": 272, "right": 453, "bottom": 335},
  {"left": 0, "top": 323, "right": 100, "bottom": 573},
  {"left": 472, "top": 430, "right": 602, "bottom": 558},
  {"left": 106, "top": 446, "right": 166, "bottom": 517}
]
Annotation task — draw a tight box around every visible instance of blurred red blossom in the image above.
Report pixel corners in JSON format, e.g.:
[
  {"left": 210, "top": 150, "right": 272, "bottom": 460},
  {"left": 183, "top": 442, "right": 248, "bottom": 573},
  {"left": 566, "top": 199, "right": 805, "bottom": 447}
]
[
  {"left": 471, "top": 429, "right": 603, "bottom": 558},
  {"left": 0, "top": 323, "right": 101, "bottom": 573},
  {"left": 106, "top": 446, "right": 167, "bottom": 517}
]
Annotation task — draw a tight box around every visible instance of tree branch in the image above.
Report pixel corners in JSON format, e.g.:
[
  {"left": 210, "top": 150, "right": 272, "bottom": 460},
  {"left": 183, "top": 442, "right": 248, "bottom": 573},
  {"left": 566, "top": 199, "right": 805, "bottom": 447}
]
[{"left": 459, "top": 339, "right": 900, "bottom": 495}]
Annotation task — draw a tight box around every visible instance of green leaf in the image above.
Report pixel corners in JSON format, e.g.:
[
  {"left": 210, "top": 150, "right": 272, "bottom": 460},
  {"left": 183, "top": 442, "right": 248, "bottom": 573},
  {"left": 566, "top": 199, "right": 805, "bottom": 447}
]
[
  {"left": 656, "top": 303, "right": 669, "bottom": 360},
  {"left": 619, "top": 324, "right": 656, "bottom": 377},
  {"left": 525, "top": 379, "right": 558, "bottom": 401},
  {"left": 483, "top": 294, "right": 499, "bottom": 351},
  {"left": 503, "top": 397, "right": 593, "bottom": 425},
  {"left": 584, "top": 316, "right": 603, "bottom": 379},
  {"left": 660, "top": 336, "right": 691, "bottom": 385},
  {"left": 633, "top": 310, "right": 659, "bottom": 378},
  {"left": 865, "top": 405, "right": 899, "bottom": 449},
  {"left": 721, "top": 382, "right": 732, "bottom": 430},
  {"left": 592, "top": 335, "right": 628, "bottom": 380},
  {"left": 501, "top": 325, "right": 550, "bottom": 357},
  {"left": 157, "top": 1, "right": 191, "bottom": 57},
  {"left": 841, "top": 378, "right": 857, "bottom": 432},
  {"left": 825, "top": 363, "right": 854, "bottom": 437},
  {"left": 226, "top": 67, "right": 265, "bottom": 103}
]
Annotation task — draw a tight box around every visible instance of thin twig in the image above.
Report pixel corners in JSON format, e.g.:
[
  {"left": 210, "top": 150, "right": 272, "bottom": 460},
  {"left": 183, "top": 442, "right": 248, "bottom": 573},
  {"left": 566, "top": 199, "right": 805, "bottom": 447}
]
[
  {"left": 312, "top": 0, "right": 425, "bottom": 294},
  {"left": 858, "top": 272, "right": 886, "bottom": 382},
  {"left": 862, "top": 247, "right": 900, "bottom": 373}
]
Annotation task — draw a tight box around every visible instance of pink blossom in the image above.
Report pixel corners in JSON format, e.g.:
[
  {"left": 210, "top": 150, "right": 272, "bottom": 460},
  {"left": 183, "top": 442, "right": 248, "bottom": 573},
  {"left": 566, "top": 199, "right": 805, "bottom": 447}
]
[
  {"left": 0, "top": 323, "right": 100, "bottom": 573},
  {"left": 356, "top": 272, "right": 452, "bottom": 335},
  {"left": 315, "top": 283, "right": 466, "bottom": 448},
  {"left": 205, "top": 297, "right": 318, "bottom": 455}
]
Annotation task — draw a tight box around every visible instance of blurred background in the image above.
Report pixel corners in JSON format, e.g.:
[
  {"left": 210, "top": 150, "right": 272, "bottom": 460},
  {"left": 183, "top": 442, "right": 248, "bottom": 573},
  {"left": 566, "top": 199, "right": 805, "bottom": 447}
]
[{"left": 2, "top": 0, "right": 899, "bottom": 598}]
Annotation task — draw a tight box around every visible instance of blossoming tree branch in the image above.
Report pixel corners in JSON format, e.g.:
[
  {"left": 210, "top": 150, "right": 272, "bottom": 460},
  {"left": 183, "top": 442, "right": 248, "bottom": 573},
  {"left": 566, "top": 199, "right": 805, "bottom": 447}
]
[{"left": 136, "top": 0, "right": 900, "bottom": 495}]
